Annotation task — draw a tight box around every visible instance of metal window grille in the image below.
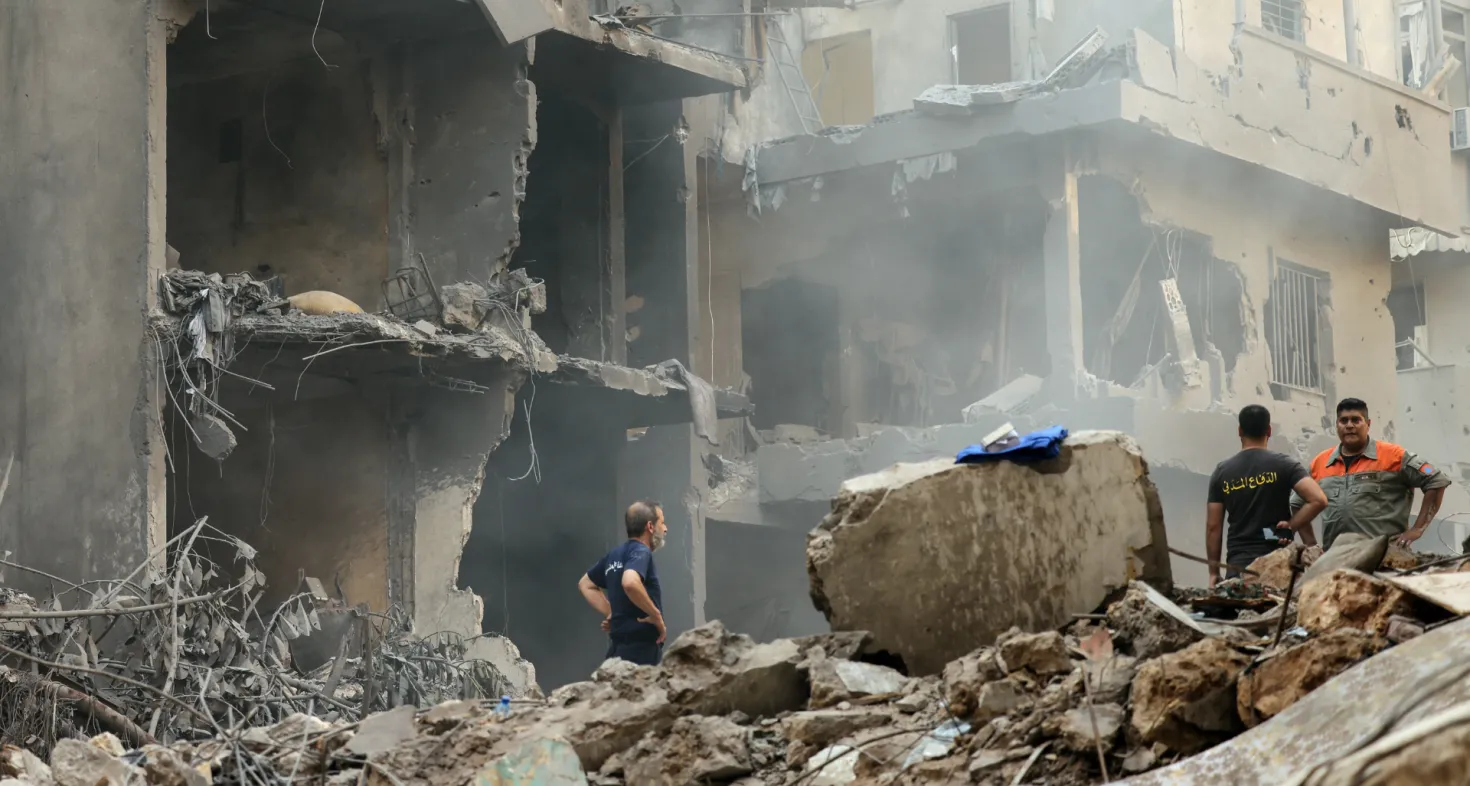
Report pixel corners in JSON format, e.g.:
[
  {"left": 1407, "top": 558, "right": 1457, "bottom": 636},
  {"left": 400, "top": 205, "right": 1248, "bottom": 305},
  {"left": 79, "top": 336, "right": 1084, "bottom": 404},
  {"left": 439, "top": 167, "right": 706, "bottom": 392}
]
[
  {"left": 1268, "top": 264, "right": 1324, "bottom": 392},
  {"left": 1262, "top": 0, "right": 1304, "bottom": 42}
]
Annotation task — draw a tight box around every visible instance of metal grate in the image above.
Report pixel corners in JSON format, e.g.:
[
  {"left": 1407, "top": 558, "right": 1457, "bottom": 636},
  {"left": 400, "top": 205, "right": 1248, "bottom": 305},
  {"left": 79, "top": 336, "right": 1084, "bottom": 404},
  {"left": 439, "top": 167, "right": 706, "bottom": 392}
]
[
  {"left": 1261, "top": 0, "right": 1304, "bottom": 42},
  {"left": 1268, "top": 263, "right": 1324, "bottom": 392}
]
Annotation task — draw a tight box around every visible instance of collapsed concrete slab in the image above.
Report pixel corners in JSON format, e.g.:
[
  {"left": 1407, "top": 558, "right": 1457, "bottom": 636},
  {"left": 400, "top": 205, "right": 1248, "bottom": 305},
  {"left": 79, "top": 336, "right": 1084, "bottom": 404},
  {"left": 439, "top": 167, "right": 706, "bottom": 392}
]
[
  {"left": 1117, "top": 617, "right": 1470, "bottom": 785},
  {"left": 807, "top": 431, "right": 1172, "bottom": 674}
]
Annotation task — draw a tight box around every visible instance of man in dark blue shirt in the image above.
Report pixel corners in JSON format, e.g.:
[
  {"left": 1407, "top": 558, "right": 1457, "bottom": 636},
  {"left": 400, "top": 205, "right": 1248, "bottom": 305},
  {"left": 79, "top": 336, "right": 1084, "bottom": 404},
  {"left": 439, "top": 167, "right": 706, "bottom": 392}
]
[{"left": 577, "top": 500, "right": 667, "bottom": 666}]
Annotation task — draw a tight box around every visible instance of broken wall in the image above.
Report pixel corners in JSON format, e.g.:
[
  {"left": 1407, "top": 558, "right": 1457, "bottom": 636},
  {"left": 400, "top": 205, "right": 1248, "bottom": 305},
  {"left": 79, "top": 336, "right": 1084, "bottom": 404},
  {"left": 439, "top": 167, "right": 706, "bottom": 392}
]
[
  {"left": 1127, "top": 27, "right": 1457, "bottom": 234},
  {"left": 1091, "top": 128, "right": 1400, "bottom": 436},
  {"left": 167, "top": 58, "right": 390, "bottom": 310},
  {"left": 166, "top": 396, "right": 391, "bottom": 612},
  {"left": 0, "top": 1, "right": 169, "bottom": 591},
  {"left": 407, "top": 34, "right": 535, "bottom": 287}
]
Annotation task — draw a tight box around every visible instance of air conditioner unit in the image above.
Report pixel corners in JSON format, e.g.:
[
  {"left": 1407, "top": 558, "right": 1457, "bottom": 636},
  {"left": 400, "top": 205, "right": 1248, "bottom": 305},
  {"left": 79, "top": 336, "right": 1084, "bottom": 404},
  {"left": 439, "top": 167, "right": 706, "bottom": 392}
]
[{"left": 1453, "top": 106, "right": 1470, "bottom": 152}]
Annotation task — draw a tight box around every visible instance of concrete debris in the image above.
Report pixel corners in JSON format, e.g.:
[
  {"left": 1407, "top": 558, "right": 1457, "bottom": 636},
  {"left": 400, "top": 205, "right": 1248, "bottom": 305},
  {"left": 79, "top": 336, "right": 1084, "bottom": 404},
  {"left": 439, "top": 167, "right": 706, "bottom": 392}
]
[
  {"left": 1245, "top": 544, "right": 1322, "bottom": 591},
  {"left": 0, "top": 522, "right": 518, "bottom": 765},
  {"left": 1236, "top": 628, "right": 1386, "bottom": 728},
  {"left": 808, "top": 658, "right": 907, "bottom": 708},
  {"left": 1302, "top": 533, "right": 1391, "bottom": 585},
  {"left": 1297, "top": 569, "right": 1414, "bottom": 636},
  {"left": 998, "top": 629, "right": 1075, "bottom": 676},
  {"left": 1130, "top": 637, "right": 1251, "bottom": 754},
  {"left": 1117, "top": 618, "right": 1470, "bottom": 785},
  {"left": 808, "top": 430, "right": 1172, "bottom": 675},
  {"left": 782, "top": 709, "right": 891, "bottom": 766},
  {"left": 1106, "top": 583, "right": 1209, "bottom": 659},
  {"left": 622, "top": 716, "right": 752, "bottom": 785},
  {"left": 17, "top": 585, "right": 1464, "bottom": 786},
  {"left": 188, "top": 412, "right": 237, "bottom": 461},
  {"left": 1052, "top": 703, "right": 1125, "bottom": 752},
  {"left": 913, "top": 28, "right": 1109, "bottom": 115}
]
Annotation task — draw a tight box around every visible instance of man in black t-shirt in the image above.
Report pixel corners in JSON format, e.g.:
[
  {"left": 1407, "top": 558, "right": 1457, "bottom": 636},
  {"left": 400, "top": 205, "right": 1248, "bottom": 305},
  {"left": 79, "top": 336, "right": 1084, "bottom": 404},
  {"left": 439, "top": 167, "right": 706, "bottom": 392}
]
[{"left": 1205, "top": 405, "right": 1328, "bottom": 586}]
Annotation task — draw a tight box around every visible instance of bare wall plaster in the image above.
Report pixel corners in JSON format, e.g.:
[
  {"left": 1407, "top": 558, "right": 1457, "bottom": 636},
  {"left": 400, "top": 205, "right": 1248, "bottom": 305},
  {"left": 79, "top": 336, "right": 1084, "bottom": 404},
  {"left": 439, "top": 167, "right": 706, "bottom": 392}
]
[{"left": 168, "top": 59, "right": 390, "bottom": 311}]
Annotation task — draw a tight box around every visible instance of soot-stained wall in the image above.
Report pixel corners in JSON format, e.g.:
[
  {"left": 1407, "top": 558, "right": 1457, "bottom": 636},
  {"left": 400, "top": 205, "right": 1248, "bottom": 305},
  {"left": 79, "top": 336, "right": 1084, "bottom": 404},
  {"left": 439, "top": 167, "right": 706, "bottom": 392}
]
[
  {"left": 0, "top": 1, "right": 165, "bottom": 591},
  {"left": 166, "top": 395, "right": 392, "bottom": 612},
  {"left": 462, "top": 385, "right": 624, "bottom": 690},
  {"left": 168, "top": 59, "right": 389, "bottom": 311}
]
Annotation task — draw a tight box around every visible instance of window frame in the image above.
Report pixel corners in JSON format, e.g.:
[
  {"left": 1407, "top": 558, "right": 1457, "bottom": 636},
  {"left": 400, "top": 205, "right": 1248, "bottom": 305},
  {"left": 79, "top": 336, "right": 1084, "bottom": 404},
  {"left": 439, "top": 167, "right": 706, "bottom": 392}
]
[
  {"left": 1265, "top": 257, "right": 1328, "bottom": 395},
  {"left": 1261, "top": 0, "right": 1306, "bottom": 43},
  {"left": 946, "top": 2, "right": 1013, "bottom": 85}
]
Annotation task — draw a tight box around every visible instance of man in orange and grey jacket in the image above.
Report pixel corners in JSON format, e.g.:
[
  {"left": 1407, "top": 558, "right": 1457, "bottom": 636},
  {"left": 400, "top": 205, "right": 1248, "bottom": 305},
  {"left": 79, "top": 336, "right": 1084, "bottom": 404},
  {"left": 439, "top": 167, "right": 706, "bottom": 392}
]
[{"left": 1291, "top": 397, "right": 1451, "bottom": 551}]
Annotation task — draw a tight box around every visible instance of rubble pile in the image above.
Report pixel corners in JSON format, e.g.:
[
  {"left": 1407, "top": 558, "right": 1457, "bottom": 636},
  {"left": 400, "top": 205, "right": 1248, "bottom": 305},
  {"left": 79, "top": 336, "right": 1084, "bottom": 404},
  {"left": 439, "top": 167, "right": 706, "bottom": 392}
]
[
  {"left": 0, "top": 518, "right": 513, "bottom": 763},
  {"left": 8, "top": 559, "right": 1464, "bottom": 786},
  {"left": 7, "top": 429, "right": 1470, "bottom": 784}
]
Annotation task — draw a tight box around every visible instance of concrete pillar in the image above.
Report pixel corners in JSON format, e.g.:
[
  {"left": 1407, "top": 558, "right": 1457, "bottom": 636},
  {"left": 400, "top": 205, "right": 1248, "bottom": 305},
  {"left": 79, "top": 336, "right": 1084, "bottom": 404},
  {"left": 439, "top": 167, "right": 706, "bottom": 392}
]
[
  {"left": 620, "top": 98, "right": 709, "bottom": 637},
  {"left": 1041, "top": 144, "right": 1085, "bottom": 396},
  {"left": 0, "top": 1, "right": 170, "bottom": 589}
]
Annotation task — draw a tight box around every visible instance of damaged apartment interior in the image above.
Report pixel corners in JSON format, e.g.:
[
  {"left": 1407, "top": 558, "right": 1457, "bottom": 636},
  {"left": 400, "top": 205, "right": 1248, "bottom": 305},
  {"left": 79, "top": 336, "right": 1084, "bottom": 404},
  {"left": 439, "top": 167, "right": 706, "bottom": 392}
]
[
  {"left": 153, "top": 0, "right": 755, "bottom": 692},
  {"left": 14, "top": 0, "right": 1470, "bottom": 782}
]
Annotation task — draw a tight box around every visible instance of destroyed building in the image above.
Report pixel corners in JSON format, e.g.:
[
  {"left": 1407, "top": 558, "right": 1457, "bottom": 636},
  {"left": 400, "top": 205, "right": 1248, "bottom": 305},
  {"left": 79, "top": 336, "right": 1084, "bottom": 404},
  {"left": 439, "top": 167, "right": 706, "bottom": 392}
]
[
  {"left": 0, "top": 0, "right": 777, "bottom": 692},
  {"left": 680, "top": 0, "right": 1470, "bottom": 614}
]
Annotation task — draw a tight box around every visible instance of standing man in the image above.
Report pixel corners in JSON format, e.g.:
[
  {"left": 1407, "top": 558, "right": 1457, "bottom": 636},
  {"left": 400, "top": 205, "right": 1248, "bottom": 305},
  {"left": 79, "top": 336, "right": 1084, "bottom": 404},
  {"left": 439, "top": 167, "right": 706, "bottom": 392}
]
[
  {"left": 577, "top": 500, "right": 668, "bottom": 666},
  {"left": 1293, "top": 398, "right": 1450, "bottom": 551},
  {"left": 1207, "top": 404, "right": 1329, "bottom": 586}
]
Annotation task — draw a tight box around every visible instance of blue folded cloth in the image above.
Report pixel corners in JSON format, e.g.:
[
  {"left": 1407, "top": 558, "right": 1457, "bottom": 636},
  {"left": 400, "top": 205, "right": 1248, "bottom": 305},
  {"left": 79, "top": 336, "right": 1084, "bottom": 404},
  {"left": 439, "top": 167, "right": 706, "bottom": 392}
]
[{"left": 955, "top": 425, "right": 1069, "bottom": 465}]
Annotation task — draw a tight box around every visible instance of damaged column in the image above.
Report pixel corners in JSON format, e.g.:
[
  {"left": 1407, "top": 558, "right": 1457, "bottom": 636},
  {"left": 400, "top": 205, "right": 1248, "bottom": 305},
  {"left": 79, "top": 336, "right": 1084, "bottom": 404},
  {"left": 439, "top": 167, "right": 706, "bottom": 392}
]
[
  {"left": 1041, "top": 143, "right": 1086, "bottom": 397},
  {"left": 807, "top": 431, "right": 1172, "bottom": 674}
]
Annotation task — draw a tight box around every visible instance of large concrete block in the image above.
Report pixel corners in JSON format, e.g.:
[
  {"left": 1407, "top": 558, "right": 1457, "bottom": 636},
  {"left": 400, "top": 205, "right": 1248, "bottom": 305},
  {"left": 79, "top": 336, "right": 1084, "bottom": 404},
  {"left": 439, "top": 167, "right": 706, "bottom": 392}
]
[{"left": 806, "top": 431, "right": 1172, "bottom": 674}]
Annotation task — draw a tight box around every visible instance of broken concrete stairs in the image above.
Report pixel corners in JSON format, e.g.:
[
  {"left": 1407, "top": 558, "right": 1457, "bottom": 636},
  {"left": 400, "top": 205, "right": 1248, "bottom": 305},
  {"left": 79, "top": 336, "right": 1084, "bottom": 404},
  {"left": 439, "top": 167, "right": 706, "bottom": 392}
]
[{"left": 807, "top": 430, "right": 1172, "bottom": 674}]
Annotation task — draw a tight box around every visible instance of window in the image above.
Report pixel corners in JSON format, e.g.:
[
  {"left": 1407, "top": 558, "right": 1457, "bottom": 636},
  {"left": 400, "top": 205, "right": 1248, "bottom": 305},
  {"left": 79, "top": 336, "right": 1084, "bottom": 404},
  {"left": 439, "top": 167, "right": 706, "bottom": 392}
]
[
  {"left": 949, "top": 5, "right": 1011, "bottom": 85},
  {"left": 1444, "top": 6, "right": 1470, "bottom": 106},
  {"left": 1261, "top": 0, "right": 1304, "bottom": 42},
  {"left": 1265, "top": 261, "right": 1326, "bottom": 394},
  {"left": 800, "top": 32, "right": 875, "bottom": 126}
]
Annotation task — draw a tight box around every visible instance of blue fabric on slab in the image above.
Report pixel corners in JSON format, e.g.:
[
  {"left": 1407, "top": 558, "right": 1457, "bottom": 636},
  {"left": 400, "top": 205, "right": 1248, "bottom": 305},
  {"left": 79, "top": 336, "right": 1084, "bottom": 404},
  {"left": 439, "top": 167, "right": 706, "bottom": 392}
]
[{"left": 955, "top": 425, "right": 1069, "bottom": 465}]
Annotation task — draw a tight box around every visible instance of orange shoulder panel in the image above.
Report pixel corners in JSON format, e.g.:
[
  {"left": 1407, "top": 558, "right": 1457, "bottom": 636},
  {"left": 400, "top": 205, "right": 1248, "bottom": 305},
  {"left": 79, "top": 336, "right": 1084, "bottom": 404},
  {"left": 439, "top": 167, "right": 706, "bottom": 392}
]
[
  {"left": 1372, "top": 441, "right": 1406, "bottom": 472},
  {"left": 1310, "top": 448, "right": 1336, "bottom": 478}
]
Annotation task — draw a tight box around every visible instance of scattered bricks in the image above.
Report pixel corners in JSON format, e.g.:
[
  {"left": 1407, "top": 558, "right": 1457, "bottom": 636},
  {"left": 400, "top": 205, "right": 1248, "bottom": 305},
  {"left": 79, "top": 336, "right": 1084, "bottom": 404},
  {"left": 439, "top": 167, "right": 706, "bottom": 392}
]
[
  {"left": 1131, "top": 638, "right": 1251, "bottom": 754},
  {"left": 1297, "top": 570, "right": 1414, "bottom": 637},
  {"left": 1237, "top": 629, "right": 1387, "bottom": 728},
  {"left": 997, "top": 630, "right": 1075, "bottom": 676}
]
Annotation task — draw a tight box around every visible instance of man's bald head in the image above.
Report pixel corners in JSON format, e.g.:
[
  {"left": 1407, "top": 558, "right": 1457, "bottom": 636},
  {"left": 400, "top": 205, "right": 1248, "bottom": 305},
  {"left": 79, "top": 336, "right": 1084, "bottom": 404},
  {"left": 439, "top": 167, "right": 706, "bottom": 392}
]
[{"left": 625, "top": 499, "right": 663, "bottom": 538}]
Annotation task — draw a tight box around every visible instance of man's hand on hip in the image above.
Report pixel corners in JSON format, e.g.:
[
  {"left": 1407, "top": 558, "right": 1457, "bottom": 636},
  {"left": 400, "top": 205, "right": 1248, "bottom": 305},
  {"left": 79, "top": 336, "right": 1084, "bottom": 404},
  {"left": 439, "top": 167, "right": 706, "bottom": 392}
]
[
  {"left": 600, "top": 616, "right": 610, "bottom": 633},
  {"left": 638, "top": 614, "right": 667, "bottom": 644}
]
